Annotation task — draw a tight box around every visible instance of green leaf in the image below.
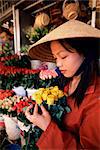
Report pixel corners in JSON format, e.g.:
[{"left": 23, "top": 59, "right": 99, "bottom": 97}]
[{"left": 65, "top": 106, "right": 71, "bottom": 113}]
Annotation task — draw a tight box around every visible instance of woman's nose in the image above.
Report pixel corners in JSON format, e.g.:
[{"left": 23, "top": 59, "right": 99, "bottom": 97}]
[{"left": 56, "top": 58, "right": 62, "bottom": 68}]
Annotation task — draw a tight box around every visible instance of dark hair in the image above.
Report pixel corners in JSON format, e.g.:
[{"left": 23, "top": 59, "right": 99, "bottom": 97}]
[
  {"left": 8, "top": 21, "right": 13, "bottom": 28},
  {"left": 59, "top": 38, "right": 99, "bottom": 107}
]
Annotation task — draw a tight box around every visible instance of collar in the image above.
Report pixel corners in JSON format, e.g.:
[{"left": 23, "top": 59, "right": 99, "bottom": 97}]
[{"left": 85, "top": 74, "right": 97, "bottom": 95}]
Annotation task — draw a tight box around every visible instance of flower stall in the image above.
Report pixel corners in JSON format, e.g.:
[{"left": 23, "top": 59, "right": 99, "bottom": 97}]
[
  {"left": 0, "top": 0, "right": 99, "bottom": 149},
  {"left": 0, "top": 51, "right": 71, "bottom": 149}
]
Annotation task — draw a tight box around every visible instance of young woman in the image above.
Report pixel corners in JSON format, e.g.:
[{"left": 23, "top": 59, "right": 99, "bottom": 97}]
[{"left": 25, "top": 20, "right": 100, "bottom": 149}]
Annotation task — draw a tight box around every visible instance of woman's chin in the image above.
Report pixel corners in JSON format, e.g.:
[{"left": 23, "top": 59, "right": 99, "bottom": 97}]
[
  {"left": 61, "top": 70, "right": 74, "bottom": 78},
  {"left": 63, "top": 73, "right": 73, "bottom": 78}
]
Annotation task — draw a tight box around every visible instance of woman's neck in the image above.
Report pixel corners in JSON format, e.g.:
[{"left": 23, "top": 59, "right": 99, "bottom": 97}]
[{"left": 68, "top": 74, "right": 81, "bottom": 96}]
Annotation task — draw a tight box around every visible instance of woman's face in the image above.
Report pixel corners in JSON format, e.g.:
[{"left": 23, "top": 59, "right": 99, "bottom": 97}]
[
  {"left": 50, "top": 41, "right": 84, "bottom": 78},
  {"left": 0, "top": 32, "right": 9, "bottom": 42}
]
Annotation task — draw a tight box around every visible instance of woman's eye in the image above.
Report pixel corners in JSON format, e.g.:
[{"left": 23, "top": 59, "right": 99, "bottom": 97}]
[{"left": 61, "top": 56, "right": 67, "bottom": 59}]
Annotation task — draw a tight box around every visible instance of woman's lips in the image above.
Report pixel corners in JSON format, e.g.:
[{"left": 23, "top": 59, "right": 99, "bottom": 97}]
[{"left": 61, "top": 70, "right": 66, "bottom": 74}]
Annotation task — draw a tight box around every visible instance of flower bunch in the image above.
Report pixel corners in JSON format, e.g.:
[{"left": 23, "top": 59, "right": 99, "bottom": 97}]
[
  {"left": 32, "top": 86, "right": 64, "bottom": 105},
  {"left": 0, "top": 95, "right": 21, "bottom": 114},
  {"left": 12, "top": 98, "right": 35, "bottom": 114},
  {"left": 0, "top": 63, "right": 39, "bottom": 76},
  {"left": 0, "top": 89, "right": 14, "bottom": 100},
  {"left": 30, "top": 27, "right": 49, "bottom": 43},
  {"left": 4, "top": 55, "right": 31, "bottom": 69},
  {"left": 39, "top": 69, "right": 58, "bottom": 80},
  {"left": 22, "top": 86, "right": 70, "bottom": 149},
  {"left": 0, "top": 61, "right": 39, "bottom": 89},
  {"left": 0, "top": 54, "right": 18, "bottom": 62},
  {"left": 25, "top": 26, "right": 49, "bottom": 43},
  {"left": 0, "top": 95, "right": 33, "bottom": 116}
]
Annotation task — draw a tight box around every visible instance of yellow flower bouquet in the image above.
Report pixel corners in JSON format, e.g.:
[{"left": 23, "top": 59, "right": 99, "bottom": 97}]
[
  {"left": 32, "top": 86, "right": 64, "bottom": 105},
  {"left": 23, "top": 86, "right": 71, "bottom": 149}
]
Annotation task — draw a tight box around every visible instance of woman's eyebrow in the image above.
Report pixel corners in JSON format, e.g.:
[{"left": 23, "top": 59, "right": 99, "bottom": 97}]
[
  {"left": 52, "top": 52, "right": 59, "bottom": 58},
  {"left": 56, "top": 51, "right": 63, "bottom": 55},
  {"left": 52, "top": 50, "right": 68, "bottom": 58}
]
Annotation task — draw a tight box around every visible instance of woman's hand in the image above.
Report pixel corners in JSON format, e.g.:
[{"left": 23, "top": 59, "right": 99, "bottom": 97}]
[
  {"left": 39, "top": 69, "right": 58, "bottom": 80},
  {"left": 25, "top": 104, "right": 51, "bottom": 131}
]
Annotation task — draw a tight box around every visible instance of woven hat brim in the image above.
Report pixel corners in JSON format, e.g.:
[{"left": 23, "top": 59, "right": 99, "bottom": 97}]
[
  {"left": 28, "top": 20, "right": 100, "bottom": 61},
  {"left": 28, "top": 42, "right": 55, "bottom": 62}
]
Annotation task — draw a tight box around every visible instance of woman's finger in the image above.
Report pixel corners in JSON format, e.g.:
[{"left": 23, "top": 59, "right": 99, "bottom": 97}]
[
  {"left": 45, "top": 75, "right": 49, "bottom": 79},
  {"left": 40, "top": 105, "right": 49, "bottom": 116},
  {"left": 25, "top": 111, "right": 31, "bottom": 121},
  {"left": 48, "top": 75, "right": 52, "bottom": 79},
  {"left": 33, "top": 104, "right": 38, "bottom": 115}
]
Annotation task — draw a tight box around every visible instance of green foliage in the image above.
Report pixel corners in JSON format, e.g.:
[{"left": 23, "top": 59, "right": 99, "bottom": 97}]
[
  {"left": 17, "top": 113, "right": 31, "bottom": 126},
  {"left": 0, "top": 73, "right": 38, "bottom": 90},
  {"left": 29, "top": 27, "right": 49, "bottom": 43},
  {"left": 0, "top": 21, "right": 3, "bottom": 27},
  {"left": 20, "top": 45, "right": 29, "bottom": 53},
  {"left": 2, "top": 42, "right": 13, "bottom": 54},
  {"left": 22, "top": 127, "right": 42, "bottom": 150},
  {"left": 5, "top": 55, "right": 31, "bottom": 69},
  {"left": 0, "top": 108, "right": 17, "bottom": 117},
  {"left": 0, "top": 51, "right": 12, "bottom": 58}
]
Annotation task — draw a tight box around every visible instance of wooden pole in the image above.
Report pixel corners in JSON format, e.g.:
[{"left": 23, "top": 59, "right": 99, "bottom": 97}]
[{"left": 91, "top": 0, "right": 96, "bottom": 27}]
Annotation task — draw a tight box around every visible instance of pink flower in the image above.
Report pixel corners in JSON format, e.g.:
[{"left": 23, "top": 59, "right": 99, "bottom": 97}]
[{"left": 39, "top": 69, "right": 58, "bottom": 80}]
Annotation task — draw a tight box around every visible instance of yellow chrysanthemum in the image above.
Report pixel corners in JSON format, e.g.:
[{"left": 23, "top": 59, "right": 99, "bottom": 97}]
[
  {"left": 47, "top": 94, "right": 55, "bottom": 105},
  {"left": 50, "top": 91, "right": 58, "bottom": 100},
  {"left": 48, "top": 86, "right": 53, "bottom": 90},
  {"left": 32, "top": 92, "right": 38, "bottom": 100},
  {"left": 58, "top": 90, "right": 64, "bottom": 98},
  {"left": 51, "top": 86, "right": 59, "bottom": 95},
  {"left": 38, "top": 88, "right": 45, "bottom": 95},
  {"left": 45, "top": 88, "right": 50, "bottom": 94},
  {"left": 42, "top": 90, "right": 49, "bottom": 100},
  {"left": 35, "top": 94, "right": 42, "bottom": 105},
  {"left": 32, "top": 86, "right": 65, "bottom": 105},
  {"left": 52, "top": 86, "right": 59, "bottom": 91}
]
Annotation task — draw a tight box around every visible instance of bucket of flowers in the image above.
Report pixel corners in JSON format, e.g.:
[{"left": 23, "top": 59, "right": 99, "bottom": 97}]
[
  {"left": 0, "top": 94, "right": 35, "bottom": 143},
  {"left": 0, "top": 95, "right": 33, "bottom": 116}
]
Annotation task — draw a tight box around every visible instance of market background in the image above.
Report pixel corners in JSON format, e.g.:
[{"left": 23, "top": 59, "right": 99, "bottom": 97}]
[{"left": 0, "top": 0, "right": 100, "bottom": 149}]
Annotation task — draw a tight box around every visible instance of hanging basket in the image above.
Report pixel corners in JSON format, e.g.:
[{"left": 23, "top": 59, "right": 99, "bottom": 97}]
[
  {"left": 62, "top": 0, "right": 80, "bottom": 20},
  {"left": 34, "top": 13, "right": 50, "bottom": 28},
  {"left": 89, "top": 0, "right": 100, "bottom": 10}
]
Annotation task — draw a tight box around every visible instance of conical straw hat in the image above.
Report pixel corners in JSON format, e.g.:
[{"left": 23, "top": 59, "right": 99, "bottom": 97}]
[{"left": 28, "top": 20, "right": 100, "bottom": 62}]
